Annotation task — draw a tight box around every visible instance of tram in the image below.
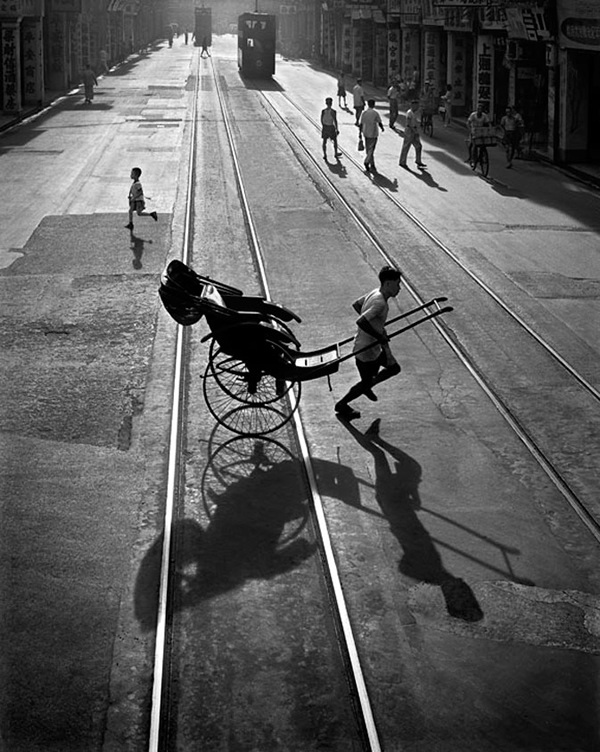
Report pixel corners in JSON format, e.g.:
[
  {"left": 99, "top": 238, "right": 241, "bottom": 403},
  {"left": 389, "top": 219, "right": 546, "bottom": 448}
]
[
  {"left": 238, "top": 13, "right": 276, "bottom": 78},
  {"left": 194, "top": 7, "right": 212, "bottom": 47}
]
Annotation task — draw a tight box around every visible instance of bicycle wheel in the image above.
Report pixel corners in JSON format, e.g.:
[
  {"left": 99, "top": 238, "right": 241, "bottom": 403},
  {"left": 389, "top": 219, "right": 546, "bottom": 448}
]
[{"left": 479, "top": 146, "right": 489, "bottom": 177}]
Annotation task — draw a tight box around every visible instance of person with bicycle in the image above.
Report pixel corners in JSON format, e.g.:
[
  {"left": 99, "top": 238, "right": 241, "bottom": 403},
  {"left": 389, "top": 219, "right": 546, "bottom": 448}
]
[
  {"left": 500, "top": 106, "right": 524, "bottom": 169},
  {"left": 466, "top": 103, "right": 490, "bottom": 165}
]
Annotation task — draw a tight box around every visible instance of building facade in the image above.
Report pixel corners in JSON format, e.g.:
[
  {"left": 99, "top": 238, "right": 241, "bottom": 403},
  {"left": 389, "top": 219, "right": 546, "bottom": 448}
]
[
  {"left": 317, "top": 0, "right": 599, "bottom": 166},
  {"left": 2, "top": 0, "right": 597, "bottom": 168},
  {"left": 0, "top": 0, "right": 164, "bottom": 116}
]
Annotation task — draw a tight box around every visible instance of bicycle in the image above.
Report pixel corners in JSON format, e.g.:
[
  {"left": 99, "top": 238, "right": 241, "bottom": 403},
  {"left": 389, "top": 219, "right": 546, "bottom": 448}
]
[
  {"left": 469, "top": 125, "right": 497, "bottom": 177},
  {"left": 470, "top": 142, "right": 490, "bottom": 177},
  {"left": 421, "top": 109, "right": 434, "bottom": 137}
]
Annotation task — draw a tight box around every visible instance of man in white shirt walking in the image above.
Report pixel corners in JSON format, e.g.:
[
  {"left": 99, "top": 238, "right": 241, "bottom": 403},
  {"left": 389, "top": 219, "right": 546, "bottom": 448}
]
[
  {"left": 320, "top": 98, "right": 341, "bottom": 160},
  {"left": 387, "top": 81, "right": 399, "bottom": 129},
  {"left": 353, "top": 78, "right": 366, "bottom": 126},
  {"left": 359, "top": 99, "right": 384, "bottom": 173},
  {"left": 399, "top": 99, "right": 426, "bottom": 169}
]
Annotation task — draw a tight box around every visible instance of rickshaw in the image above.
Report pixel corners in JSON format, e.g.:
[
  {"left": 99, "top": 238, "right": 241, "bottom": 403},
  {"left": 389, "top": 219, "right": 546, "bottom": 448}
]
[{"left": 159, "top": 260, "right": 452, "bottom": 436}]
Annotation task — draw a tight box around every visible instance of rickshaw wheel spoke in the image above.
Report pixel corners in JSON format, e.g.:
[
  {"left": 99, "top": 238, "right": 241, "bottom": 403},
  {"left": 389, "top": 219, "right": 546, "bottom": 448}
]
[
  {"left": 203, "top": 361, "right": 301, "bottom": 436},
  {"left": 208, "top": 348, "right": 294, "bottom": 406}
]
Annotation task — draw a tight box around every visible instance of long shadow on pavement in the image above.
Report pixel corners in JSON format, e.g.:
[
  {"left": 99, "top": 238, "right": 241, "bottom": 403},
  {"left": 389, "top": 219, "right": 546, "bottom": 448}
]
[{"left": 337, "top": 416, "right": 484, "bottom": 621}]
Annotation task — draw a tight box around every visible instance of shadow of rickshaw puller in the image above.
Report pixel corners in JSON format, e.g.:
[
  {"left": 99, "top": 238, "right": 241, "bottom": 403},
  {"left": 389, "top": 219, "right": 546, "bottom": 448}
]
[{"left": 338, "top": 418, "right": 484, "bottom": 622}]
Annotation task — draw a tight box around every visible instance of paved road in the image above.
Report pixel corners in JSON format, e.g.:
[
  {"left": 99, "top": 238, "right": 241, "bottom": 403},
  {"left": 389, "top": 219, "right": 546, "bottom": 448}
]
[{"left": 1, "top": 36, "right": 600, "bottom": 751}]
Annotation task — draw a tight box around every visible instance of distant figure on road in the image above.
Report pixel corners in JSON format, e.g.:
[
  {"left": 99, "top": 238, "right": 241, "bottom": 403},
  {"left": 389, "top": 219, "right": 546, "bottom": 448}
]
[
  {"left": 183, "top": 28, "right": 189, "bottom": 45},
  {"left": 386, "top": 81, "right": 399, "bottom": 129},
  {"left": 398, "top": 78, "right": 408, "bottom": 104},
  {"left": 352, "top": 78, "right": 365, "bottom": 126},
  {"left": 337, "top": 71, "right": 347, "bottom": 109},
  {"left": 99, "top": 49, "right": 109, "bottom": 75},
  {"left": 334, "top": 265, "right": 402, "bottom": 421},
  {"left": 399, "top": 99, "right": 425, "bottom": 169},
  {"left": 409, "top": 65, "right": 419, "bottom": 99},
  {"left": 320, "top": 98, "right": 341, "bottom": 160},
  {"left": 125, "top": 167, "right": 158, "bottom": 230},
  {"left": 440, "top": 84, "right": 453, "bottom": 127},
  {"left": 168, "top": 27, "right": 174, "bottom": 48},
  {"left": 359, "top": 99, "right": 384, "bottom": 173},
  {"left": 201, "top": 37, "right": 211, "bottom": 57},
  {"left": 500, "top": 105, "right": 524, "bottom": 169},
  {"left": 81, "top": 63, "right": 97, "bottom": 105}
]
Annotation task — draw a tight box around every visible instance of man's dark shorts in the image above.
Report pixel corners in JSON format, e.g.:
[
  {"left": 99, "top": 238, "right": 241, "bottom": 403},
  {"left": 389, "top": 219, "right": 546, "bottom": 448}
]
[{"left": 356, "top": 351, "right": 387, "bottom": 384}]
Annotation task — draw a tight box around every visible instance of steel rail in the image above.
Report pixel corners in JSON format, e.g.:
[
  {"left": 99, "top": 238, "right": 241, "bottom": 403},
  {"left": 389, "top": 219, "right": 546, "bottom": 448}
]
[
  {"left": 212, "top": 60, "right": 383, "bottom": 752},
  {"left": 147, "top": 56, "right": 200, "bottom": 752},
  {"left": 256, "top": 88, "right": 600, "bottom": 546}
]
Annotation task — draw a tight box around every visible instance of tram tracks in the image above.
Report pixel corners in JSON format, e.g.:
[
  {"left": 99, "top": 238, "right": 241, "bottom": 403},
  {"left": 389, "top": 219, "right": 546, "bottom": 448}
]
[
  {"left": 248, "top": 83, "right": 600, "bottom": 547},
  {"left": 149, "top": 55, "right": 384, "bottom": 750},
  {"left": 210, "top": 57, "right": 383, "bottom": 751}
]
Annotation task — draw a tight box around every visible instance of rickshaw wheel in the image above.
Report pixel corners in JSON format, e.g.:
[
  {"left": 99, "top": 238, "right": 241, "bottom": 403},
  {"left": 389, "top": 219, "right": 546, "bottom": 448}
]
[
  {"left": 203, "top": 360, "right": 301, "bottom": 436},
  {"left": 208, "top": 347, "right": 295, "bottom": 405},
  {"left": 200, "top": 435, "right": 309, "bottom": 543}
]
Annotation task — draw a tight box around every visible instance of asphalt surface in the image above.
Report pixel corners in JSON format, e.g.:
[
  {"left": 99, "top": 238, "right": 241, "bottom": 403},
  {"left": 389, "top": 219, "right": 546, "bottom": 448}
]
[{"left": 1, "top": 36, "right": 600, "bottom": 751}]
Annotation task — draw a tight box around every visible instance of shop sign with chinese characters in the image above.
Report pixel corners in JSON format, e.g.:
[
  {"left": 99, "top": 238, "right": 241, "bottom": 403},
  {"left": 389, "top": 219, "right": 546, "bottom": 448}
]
[
  {"left": 2, "top": 24, "right": 20, "bottom": 112},
  {"left": 557, "top": 0, "right": 600, "bottom": 50},
  {"left": 388, "top": 27, "right": 399, "bottom": 77},
  {"left": 443, "top": 7, "right": 473, "bottom": 32},
  {"left": 22, "top": 21, "right": 43, "bottom": 102},
  {"left": 506, "top": 7, "right": 549, "bottom": 41},
  {"left": 0, "top": 0, "right": 23, "bottom": 14},
  {"left": 434, "top": 0, "right": 500, "bottom": 6},
  {"left": 342, "top": 21, "right": 352, "bottom": 70},
  {"left": 451, "top": 34, "right": 467, "bottom": 106},
  {"left": 423, "top": 29, "right": 441, "bottom": 88},
  {"left": 475, "top": 34, "right": 494, "bottom": 117},
  {"left": 401, "top": 0, "right": 421, "bottom": 25},
  {"left": 47, "top": 0, "right": 81, "bottom": 11}
]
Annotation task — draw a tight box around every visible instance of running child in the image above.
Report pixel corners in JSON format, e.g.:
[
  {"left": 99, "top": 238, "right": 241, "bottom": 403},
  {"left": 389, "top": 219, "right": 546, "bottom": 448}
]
[{"left": 125, "top": 167, "right": 158, "bottom": 229}]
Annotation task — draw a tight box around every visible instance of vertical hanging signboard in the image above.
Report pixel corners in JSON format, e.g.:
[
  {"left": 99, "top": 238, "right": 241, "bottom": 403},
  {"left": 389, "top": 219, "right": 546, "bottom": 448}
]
[
  {"left": 1, "top": 22, "right": 21, "bottom": 112},
  {"left": 475, "top": 34, "right": 494, "bottom": 117}
]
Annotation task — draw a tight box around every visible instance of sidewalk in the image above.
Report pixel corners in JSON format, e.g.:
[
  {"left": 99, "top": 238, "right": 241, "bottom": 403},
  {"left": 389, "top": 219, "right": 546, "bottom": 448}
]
[{"left": 0, "top": 49, "right": 148, "bottom": 133}]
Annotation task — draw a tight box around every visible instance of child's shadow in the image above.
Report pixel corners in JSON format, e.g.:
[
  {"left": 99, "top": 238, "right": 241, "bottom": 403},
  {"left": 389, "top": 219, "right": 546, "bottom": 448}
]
[{"left": 129, "top": 231, "right": 152, "bottom": 269}]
